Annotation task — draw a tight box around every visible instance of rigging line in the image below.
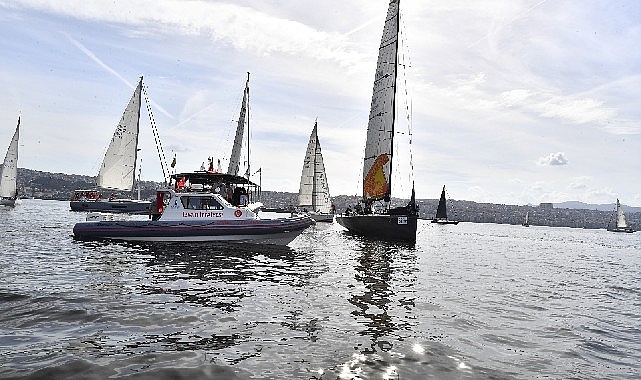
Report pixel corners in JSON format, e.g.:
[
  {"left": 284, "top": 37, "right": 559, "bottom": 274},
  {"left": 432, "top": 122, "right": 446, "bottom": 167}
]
[
  {"left": 142, "top": 83, "right": 169, "bottom": 184},
  {"left": 398, "top": 6, "right": 415, "bottom": 185}
]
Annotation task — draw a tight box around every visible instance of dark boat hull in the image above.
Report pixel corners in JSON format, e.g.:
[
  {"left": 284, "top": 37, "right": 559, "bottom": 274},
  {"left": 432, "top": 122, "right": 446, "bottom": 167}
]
[
  {"left": 607, "top": 227, "right": 635, "bottom": 233},
  {"left": 73, "top": 216, "right": 313, "bottom": 245},
  {"left": 335, "top": 213, "right": 417, "bottom": 242},
  {"left": 70, "top": 199, "right": 152, "bottom": 214}
]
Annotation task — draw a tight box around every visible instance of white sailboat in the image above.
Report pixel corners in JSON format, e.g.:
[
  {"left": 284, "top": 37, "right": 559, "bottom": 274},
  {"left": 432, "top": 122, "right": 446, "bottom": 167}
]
[
  {"left": 607, "top": 199, "right": 635, "bottom": 233},
  {"left": 227, "top": 72, "right": 250, "bottom": 177},
  {"left": 70, "top": 77, "right": 164, "bottom": 214},
  {"left": 0, "top": 116, "right": 20, "bottom": 207},
  {"left": 335, "top": 0, "right": 419, "bottom": 242},
  {"left": 298, "top": 120, "right": 334, "bottom": 222},
  {"left": 522, "top": 211, "right": 530, "bottom": 227}
]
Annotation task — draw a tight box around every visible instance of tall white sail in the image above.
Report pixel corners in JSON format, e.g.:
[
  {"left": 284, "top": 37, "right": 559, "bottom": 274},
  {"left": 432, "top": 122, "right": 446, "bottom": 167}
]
[
  {"left": 0, "top": 117, "right": 20, "bottom": 199},
  {"left": 615, "top": 199, "right": 629, "bottom": 229},
  {"left": 362, "top": 0, "right": 399, "bottom": 201},
  {"left": 298, "top": 121, "right": 331, "bottom": 213},
  {"left": 97, "top": 78, "right": 142, "bottom": 191},
  {"left": 228, "top": 74, "right": 249, "bottom": 176}
]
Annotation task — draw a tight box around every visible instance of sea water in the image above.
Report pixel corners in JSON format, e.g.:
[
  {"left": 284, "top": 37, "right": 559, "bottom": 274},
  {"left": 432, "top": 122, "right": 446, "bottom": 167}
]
[{"left": 0, "top": 199, "right": 639, "bottom": 379}]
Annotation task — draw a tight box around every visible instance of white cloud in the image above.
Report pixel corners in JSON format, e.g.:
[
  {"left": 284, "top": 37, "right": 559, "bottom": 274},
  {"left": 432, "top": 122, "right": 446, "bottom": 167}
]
[
  {"left": 537, "top": 152, "right": 568, "bottom": 166},
  {"left": 536, "top": 96, "right": 616, "bottom": 125},
  {"left": 14, "top": 0, "right": 365, "bottom": 68}
]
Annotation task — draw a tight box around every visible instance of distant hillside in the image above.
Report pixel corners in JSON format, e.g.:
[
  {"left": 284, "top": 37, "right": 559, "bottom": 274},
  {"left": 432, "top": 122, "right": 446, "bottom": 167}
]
[
  {"left": 8, "top": 167, "right": 639, "bottom": 230},
  {"left": 554, "top": 201, "right": 641, "bottom": 214}
]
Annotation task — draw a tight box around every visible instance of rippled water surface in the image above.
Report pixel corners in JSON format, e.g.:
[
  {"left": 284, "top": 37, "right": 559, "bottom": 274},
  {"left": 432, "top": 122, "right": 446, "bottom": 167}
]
[{"left": 1, "top": 200, "right": 640, "bottom": 379}]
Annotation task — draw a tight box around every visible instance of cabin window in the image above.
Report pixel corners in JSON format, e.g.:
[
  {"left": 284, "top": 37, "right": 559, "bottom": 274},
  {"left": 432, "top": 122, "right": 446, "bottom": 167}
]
[{"left": 180, "top": 196, "right": 224, "bottom": 210}]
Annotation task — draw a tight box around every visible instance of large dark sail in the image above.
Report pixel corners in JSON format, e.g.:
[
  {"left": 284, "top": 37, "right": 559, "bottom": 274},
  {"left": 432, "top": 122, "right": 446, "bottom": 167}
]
[{"left": 435, "top": 186, "right": 448, "bottom": 220}]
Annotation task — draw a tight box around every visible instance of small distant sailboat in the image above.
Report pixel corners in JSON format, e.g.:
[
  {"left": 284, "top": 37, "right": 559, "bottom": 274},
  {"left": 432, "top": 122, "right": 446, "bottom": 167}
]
[
  {"left": 431, "top": 186, "right": 458, "bottom": 225},
  {"left": 0, "top": 116, "right": 20, "bottom": 207},
  {"left": 298, "top": 120, "right": 334, "bottom": 222},
  {"left": 522, "top": 211, "right": 530, "bottom": 227},
  {"left": 335, "top": 0, "right": 419, "bottom": 242},
  {"left": 607, "top": 199, "right": 635, "bottom": 233},
  {"left": 70, "top": 77, "right": 166, "bottom": 214}
]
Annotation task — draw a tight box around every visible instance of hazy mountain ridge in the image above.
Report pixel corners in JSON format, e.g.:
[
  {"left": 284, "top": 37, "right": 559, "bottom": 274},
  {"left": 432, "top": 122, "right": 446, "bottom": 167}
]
[{"left": 9, "top": 167, "right": 639, "bottom": 230}]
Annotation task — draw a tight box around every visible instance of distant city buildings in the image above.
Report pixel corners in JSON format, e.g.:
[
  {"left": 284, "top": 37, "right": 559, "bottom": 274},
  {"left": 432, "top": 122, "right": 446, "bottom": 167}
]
[{"left": 12, "top": 167, "right": 640, "bottom": 231}]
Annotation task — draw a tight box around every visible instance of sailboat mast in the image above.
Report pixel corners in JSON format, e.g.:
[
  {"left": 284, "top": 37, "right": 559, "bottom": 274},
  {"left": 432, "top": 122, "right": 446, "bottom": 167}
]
[
  {"left": 387, "top": 0, "right": 400, "bottom": 202},
  {"left": 311, "top": 121, "right": 318, "bottom": 210},
  {"left": 246, "top": 72, "right": 251, "bottom": 182},
  {"left": 130, "top": 77, "right": 143, "bottom": 198}
]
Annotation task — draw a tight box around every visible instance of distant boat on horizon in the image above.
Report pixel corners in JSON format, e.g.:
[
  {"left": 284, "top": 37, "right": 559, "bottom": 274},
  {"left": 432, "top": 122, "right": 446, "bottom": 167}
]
[
  {"left": 0, "top": 116, "right": 20, "bottom": 207},
  {"left": 431, "top": 185, "right": 459, "bottom": 225},
  {"left": 607, "top": 199, "right": 635, "bottom": 233},
  {"left": 522, "top": 211, "right": 530, "bottom": 227}
]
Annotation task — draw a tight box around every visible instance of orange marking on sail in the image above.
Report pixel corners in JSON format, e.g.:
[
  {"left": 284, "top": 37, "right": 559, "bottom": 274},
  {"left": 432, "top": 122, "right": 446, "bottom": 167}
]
[{"left": 364, "top": 154, "right": 389, "bottom": 198}]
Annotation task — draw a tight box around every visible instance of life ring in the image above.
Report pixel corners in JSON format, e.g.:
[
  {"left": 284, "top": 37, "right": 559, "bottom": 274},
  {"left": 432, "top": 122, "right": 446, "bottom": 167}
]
[{"left": 234, "top": 210, "right": 242, "bottom": 217}]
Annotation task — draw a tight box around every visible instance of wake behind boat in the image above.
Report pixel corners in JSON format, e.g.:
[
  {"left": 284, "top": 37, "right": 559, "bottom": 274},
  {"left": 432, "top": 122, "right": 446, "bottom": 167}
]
[
  {"left": 0, "top": 116, "right": 20, "bottom": 207},
  {"left": 73, "top": 172, "right": 313, "bottom": 245},
  {"left": 335, "top": 0, "right": 418, "bottom": 242},
  {"left": 70, "top": 77, "right": 166, "bottom": 214}
]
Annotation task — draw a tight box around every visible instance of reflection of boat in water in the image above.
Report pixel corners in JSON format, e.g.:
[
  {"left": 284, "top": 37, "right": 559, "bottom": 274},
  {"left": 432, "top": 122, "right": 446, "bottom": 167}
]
[
  {"left": 298, "top": 120, "right": 334, "bottom": 222},
  {"left": 607, "top": 199, "right": 635, "bottom": 233},
  {"left": 335, "top": 0, "right": 418, "bottom": 242},
  {"left": 73, "top": 171, "right": 313, "bottom": 245},
  {"left": 431, "top": 186, "right": 459, "bottom": 225},
  {"left": 70, "top": 77, "right": 163, "bottom": 214},
  {"left": 348, "top": 239, "right": 416, "bottom": 355},
  {"left": 0, "top": 116, "right": 20, "bottom": 207}
]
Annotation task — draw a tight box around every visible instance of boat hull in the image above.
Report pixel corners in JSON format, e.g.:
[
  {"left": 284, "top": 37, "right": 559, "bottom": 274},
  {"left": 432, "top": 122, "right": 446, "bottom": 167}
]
[
  {"left": 73, "top": 216, "right": 313, "bottom": 245},
  {"left": 308, "top": 212, "right": 334, "bottom": 223},
  {"left": 431, "top": 219, "right": 459, "bottom": 225},
  {"left": 335, "top": 213, "right": 417, "bottom": 242},
  {"left": 0, "top": 197, "right": 17, "bottom": 207},
  {"left": 607, "top": 227, "right": 635, "bottom": 233},
  {"left": 70, "top": 199, "right": 152, "bottom": 214}
]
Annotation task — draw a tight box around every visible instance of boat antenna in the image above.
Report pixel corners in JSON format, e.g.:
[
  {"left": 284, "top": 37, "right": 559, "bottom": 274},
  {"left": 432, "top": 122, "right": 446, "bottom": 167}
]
[{"left": 141, "top": 77, "right": 170, "bottom": 185}]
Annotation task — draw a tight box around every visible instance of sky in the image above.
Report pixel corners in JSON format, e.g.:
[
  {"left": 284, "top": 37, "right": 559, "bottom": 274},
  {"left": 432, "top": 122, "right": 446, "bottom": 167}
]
[{"left": 1, "top": 0, "right": 640, "bottom": 206}]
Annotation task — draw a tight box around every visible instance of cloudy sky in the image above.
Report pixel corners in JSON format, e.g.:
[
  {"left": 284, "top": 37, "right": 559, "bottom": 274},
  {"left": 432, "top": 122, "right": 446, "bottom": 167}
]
[{"left": 1, "top": 0, "right": 640, "bottom": 206}]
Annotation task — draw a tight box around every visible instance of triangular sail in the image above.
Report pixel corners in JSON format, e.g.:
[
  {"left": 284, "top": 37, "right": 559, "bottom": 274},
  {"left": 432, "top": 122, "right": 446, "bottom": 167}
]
[
  {"left": 362, "top": 0, "right": 399, "bottom": 202},
  {"left": 435, "top": 186, "right": 448, "bottom": 220},
  {"left": 0, "top": 117, "right": 20, "bottom": 199},
  {"left": 97, "top": 78, "right": 142, "bottom": 191},
  {"left": 228, "top": 74, "right": 250, "bottom": 176},
  {"left": 616, "top": 199, "right": 629, "bottom": 229},
  {"left": 298, "top": 121, "right": 332, "bottom": 213}
]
